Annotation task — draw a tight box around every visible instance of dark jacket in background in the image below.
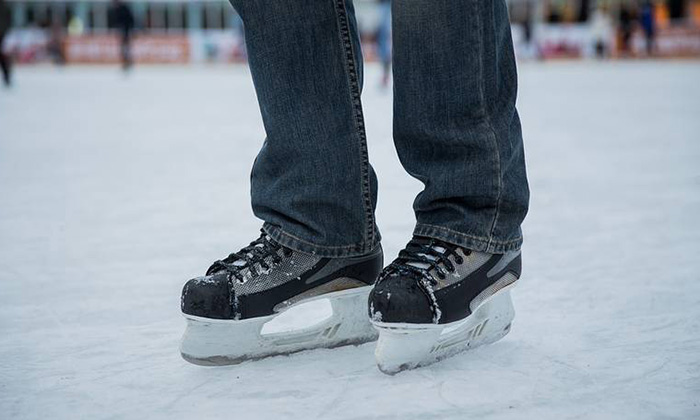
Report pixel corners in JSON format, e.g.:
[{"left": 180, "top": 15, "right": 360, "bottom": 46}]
[
  {"left": 0, "top": 0, "right": 12, "bottom": 41},
  {"left": 0, "top": 0, "right": 12, "bottom": 85},
  {"left": 109, "top": 1, "right": 135, "bottom": 37}
]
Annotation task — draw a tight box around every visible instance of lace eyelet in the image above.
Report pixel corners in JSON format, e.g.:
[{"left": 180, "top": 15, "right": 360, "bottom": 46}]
[
  {"left": 228, "top": 273, "right": 246, "bottom": 285},
  {"left": 455, "top": 256, "right": 464, "bottom": 265}
]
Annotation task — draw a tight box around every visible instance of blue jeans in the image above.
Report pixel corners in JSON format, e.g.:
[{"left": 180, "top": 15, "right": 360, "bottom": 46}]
[{"left": 229, "top": 0, "right": 529, "bottom": 257}]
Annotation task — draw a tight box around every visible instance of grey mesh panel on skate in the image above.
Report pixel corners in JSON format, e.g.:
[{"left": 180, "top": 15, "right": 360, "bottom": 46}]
[
  {"left": 431, "top": 249, "right": 492, "bottom": 290},
  {"left": 469, "top": 272, "right": 518, "bottom": 311},
  {"left": 272, "top": 277, "right": 367, "bottom": 312},
  {"left": 232, "top": 249, "right": 322, "bottom": 295}
]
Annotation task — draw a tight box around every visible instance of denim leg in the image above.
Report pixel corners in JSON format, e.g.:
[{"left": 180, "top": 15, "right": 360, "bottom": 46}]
[
  {"left": 228, "top": 0, "right": 380, "bottom": 257},
  {"left": 392, "top": 0, "right": 529, "bottom": 253}
]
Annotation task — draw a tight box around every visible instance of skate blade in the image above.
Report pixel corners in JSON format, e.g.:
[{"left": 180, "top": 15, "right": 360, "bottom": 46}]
[
  {"left": 372, "top": 285, "right": 516, "bottom": 375},
  {"left": 180, "top": 286, "right": 377, "bottom": 366}
]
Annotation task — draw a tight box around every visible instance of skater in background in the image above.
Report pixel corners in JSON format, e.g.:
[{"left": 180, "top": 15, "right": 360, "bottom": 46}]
[
  {"left": 68, "top": 13, "right": 86, "bottom": 36},
  {"left": 640, "top": 0, "right": 656, "bottom": 56},
  {"left": 591, "top": 5, "right": 614, "bottom": 59},
  {"left": 180, "top": 0, "right": 528, "bottom": 374},
  {"left": 108, "top": 0, "right": 135, "bottom": 70},
  {"left": 46, "top": 19, "right": 66, "bottom": 65},
  {"left": 376, "top": 0, "right": 392, "bottom": 89},
  {"left": 618, "top": 3, "right": 635, "bottom": 57},
  {"left": 231, "top": 13, "right": 246, "bottom": 62},
  {"left": 0, "top": 0, "right": 11, "bottom": 87},
  {"left": 519, "top": 0, "right": 540, "bottom": 60}
]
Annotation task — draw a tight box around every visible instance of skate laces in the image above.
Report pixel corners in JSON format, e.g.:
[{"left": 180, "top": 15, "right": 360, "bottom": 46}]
[
  {"left": 206, "top": 230, "right": 293, "bottom": 283},
  {"left": 381, "top": 237, "right": 469, "bottom": 285}
]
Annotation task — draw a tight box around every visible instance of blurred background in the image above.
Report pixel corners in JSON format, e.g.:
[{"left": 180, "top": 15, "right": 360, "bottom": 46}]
[
  {"left": 1, "top": 0, "right": 699, "bottom": 73},
  {"left": 1, "top": 1, "right": 699, "bottom": 419}
]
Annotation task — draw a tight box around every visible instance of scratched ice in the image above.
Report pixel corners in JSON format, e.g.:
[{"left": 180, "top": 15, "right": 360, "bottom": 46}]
[{"left": 1, "top": 62, "right": 698, "bottom": 419}]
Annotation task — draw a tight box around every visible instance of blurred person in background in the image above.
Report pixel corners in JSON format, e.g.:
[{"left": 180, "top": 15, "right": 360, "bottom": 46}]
[
  {"left": 0, "top": 0, "right": 11, "bottom": 87},
  {"left": 46, "top": 19, "right": 66, "bottom": 65},
  {"left": 376, "top": 0, "right": 391, "bottom": 89},
  {"left": 667, "top": 0, "right": 686, "bottom": 20},
  {"left": 180, "top": 0, "right": 529, "bottom": 374},
  {"left": 520, "top": 0, "right": 540, "bottom": 60},
  {"left": 591, "top": 5, "right": 614, "bottom": 59},
  {"left": 68, "top": 13, "right": 85, "bottom": 36},
  {"left": 618, "top": 3, "right": 636, "bottom": 57},
  {"left": 108, "top": 0, "right": 135, "bottom": 70},
  {"left": 640, "top": 0, "right": 656, "bottom": 56},
  {"left": 232, "top": 14, "right": 246, "bottom": 62}
]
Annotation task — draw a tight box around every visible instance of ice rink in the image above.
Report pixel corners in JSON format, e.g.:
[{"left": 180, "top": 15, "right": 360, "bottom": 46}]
[{"left": 1, "top": 62, "right": 699, "bottom": 419}]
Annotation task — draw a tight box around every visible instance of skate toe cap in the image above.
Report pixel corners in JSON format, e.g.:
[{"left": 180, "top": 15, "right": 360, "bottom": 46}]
[
  {"left": 181, "top": 274, "right": 236, "bottom": 320},
  {"left": 369, "top": 277, "right": 434, "bottom": 324}
]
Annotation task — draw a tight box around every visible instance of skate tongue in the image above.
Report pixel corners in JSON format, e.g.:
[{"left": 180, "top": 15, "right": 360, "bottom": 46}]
[
  {"left": 230, "top": 235, "right": 280, "bottom": 272},
  {"left": 406, "top": 246, "right": 446, "bottom": 270},
  {"left": 235, "top": 235, "right": 273, "bottom": 265}
]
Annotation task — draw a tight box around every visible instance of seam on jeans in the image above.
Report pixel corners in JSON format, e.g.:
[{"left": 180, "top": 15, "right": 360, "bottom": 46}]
[
  {"left": 263, "top": 223, "right": 370, "bottom": 252},
  {"left": 333, "top": 0, "right": 376, "bottom": 247},
  {"left": 473, "top": 2, "right": 503, "bottom": 250},
  {"left": 415, "top": 223, "right": 521, "bottom": 246}
]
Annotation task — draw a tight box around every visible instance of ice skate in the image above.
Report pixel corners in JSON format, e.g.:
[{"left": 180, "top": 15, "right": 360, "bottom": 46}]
[
  {"left": 369, "top": 237, "right": 521, "bottom": 374},
  {"left": 180, "top": 230, "right": 383, "bottom": 365}
]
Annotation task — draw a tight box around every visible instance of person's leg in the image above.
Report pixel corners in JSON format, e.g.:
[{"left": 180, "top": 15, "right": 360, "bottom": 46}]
[
  {"left": 0, "top": 34, "right": 10, "bottom": 86},
  {"left": 376, "top": 1, "right": 392, "bottom": 87},
  {"left": 0, "top": 53, "right": 8, "bottom": 86},
  {"left": 229, "top": 0, "right": 379, "bottom": 257},
  {"left": 179, "top": 1, "right": 384, "bottom": 365},
  {"left": 392, "top": 0, "right": 529, "bottom": 252},
  {"left": 121, "top": 31, "right": 132, "bottom": 70},
  {"left": 368, "top": 0, "right": 529, "bottom": 374}
]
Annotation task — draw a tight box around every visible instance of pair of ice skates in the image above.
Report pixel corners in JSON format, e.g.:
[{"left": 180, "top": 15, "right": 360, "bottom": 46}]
[{"left": 180, "top": 230, "right": 521, "bottom": 374}]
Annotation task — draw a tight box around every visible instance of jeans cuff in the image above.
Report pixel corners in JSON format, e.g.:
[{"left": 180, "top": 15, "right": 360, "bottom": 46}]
[
  {"left": 413, "top": 223, "right": 522, "bottom": 254},
  {"left": 263, "top": 222, "right": 382, "bottom": 258}
]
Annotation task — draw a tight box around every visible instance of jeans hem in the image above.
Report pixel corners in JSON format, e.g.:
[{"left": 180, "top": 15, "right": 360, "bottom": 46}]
[
  {"left": 414, "top": 223, "right": 522, "bottom": 254},
  {"left": 263, "top": 223, "right": 381, "bottom": 258}
]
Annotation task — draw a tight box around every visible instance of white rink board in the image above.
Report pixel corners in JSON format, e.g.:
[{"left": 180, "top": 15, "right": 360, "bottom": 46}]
[{"left": 1, "top": 62, "right": 699, "bottom": 419}]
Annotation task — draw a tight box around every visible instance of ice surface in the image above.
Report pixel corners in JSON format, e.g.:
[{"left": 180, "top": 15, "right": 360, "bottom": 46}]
[{"left": 1, "top": 62, "right": 699, "bottom": 419}]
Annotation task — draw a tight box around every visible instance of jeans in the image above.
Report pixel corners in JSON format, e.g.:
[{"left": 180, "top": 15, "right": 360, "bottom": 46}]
[{"left": 229, "top": 0, "right": 529, "bottom": 258}]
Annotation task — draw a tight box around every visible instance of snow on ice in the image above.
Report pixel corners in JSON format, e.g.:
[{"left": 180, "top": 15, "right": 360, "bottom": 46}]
[{"left": 0, "top": 62, "right": 699, "bottom": 419}]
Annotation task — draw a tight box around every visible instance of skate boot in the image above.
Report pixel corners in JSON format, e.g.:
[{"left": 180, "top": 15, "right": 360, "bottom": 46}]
[
  {"left": 180, "top": 230, "right": 383, "bottom": 365},
  {"left": 369, "top": 236, "right": 521, "bottom": 374}
]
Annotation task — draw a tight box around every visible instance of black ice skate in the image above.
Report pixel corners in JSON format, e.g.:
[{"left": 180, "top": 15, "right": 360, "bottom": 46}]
[
  {"left": 180, "top": 230, "right": 383, "bottom": 365},
  {"left": 368, "top": 237, "right": 521, "bottom": 374}
]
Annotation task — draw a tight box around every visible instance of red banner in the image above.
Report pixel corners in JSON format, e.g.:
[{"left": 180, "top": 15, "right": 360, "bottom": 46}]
[{"left": 64, "top": 35, "right": 190, "bottom": 64}]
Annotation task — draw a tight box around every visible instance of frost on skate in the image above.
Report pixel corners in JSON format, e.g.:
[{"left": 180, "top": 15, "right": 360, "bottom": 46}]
[
  {"left": 373, "top": 288, "right": 516, "bottom": 375},
  {"left": 179, "top": 233, "right": 383, "bottom": 365},
  {"left": 368, "top": 238, "right": 521, "bottom": 374},
  {"left": 181, "top": 286, "right": 378, "bottom": 365}
]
